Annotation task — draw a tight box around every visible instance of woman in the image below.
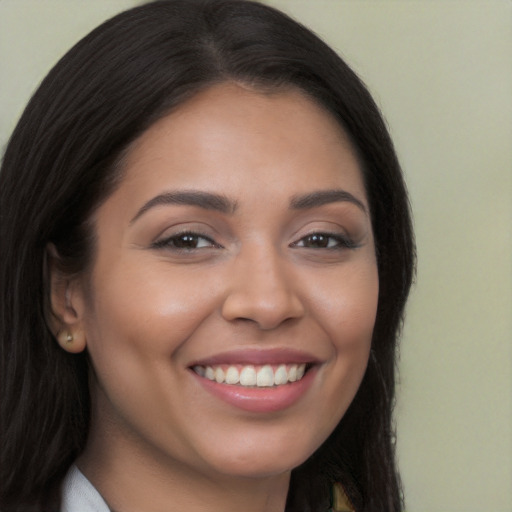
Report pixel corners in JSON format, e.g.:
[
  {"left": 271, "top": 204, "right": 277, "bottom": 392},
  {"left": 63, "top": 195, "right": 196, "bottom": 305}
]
[{"left": 0, "top": 1, "right": 414, "bottom": 511}]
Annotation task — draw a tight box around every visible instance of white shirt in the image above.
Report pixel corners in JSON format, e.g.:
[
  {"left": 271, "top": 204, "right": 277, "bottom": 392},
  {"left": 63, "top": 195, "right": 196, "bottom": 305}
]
[{"left": 61, "top": 465, "right": 110, "bottom": 512}]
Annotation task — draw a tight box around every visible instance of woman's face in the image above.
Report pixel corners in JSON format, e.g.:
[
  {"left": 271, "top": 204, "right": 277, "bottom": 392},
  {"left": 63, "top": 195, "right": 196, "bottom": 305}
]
[{"left": 73, "top": 83, "right": 378, "bottom": 480}]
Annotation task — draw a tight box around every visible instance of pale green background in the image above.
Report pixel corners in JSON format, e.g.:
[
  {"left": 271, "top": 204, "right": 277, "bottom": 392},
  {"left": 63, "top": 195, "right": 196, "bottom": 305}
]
[{"left": 1, "top": 1, "right": 511, "bottom": 510}]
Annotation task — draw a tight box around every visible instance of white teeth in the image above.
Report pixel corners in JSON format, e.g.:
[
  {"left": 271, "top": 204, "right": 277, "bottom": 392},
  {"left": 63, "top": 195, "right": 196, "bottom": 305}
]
[
  {"left": 225, "top": 366, "right": 240, "bottom": 385},
  {"left": 205, "top": 366, "right": 215, "bottom": 380},
  {"left": 195, "top": 363, "right": 309, "bottom": 387},
  {"left": 274, "top": 364, "right": 288, "bottom": 385},
  {"left": 256, "top": 365, "right": 274, "bottom": 387},
  {"left": 214, "top": 367, "right": 225, "bottom": 383},
  {"left": 240, "top": 366, "right": 257, "bottom": 386}
]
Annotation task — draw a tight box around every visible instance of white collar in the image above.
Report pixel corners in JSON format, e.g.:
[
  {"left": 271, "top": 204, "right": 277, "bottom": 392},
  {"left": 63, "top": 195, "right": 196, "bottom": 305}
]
[{"left": 61, "top": 464, "right": 110, "bottom": 512}]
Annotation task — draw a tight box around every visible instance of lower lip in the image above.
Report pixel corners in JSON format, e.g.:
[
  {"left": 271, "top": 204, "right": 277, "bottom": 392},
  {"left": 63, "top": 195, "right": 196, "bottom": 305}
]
[{"left": 191, "top": 366, "right": 317, "bottom": 413}]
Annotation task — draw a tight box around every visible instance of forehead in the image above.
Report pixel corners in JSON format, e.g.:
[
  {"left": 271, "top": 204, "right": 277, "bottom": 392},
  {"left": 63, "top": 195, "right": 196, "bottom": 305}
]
[{"left": 110, "top": 82, "right": 367, "bottom": 210}]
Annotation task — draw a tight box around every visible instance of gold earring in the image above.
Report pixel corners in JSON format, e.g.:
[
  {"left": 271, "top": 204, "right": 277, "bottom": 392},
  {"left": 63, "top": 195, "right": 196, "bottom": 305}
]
[
  {"left": 56, "top": 329, "right": 85, "bottom": 353},
  {"left": 57, "top": 330, "right": 73, "bottom": 345}
]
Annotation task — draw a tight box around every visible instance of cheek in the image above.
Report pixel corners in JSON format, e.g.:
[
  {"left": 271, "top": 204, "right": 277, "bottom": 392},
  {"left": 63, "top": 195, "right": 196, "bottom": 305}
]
[
  {"left": 305, "top": 261, "right": 378, "bottom": 418},
  {"left": 79, "top": 261, "right": 223, "bottom": 447},
  {"left": 310, "top": 261, "right": 379, "bottom": 348},
  {"left": 81, "top": 258, "right": 225, "bottom": 379}
]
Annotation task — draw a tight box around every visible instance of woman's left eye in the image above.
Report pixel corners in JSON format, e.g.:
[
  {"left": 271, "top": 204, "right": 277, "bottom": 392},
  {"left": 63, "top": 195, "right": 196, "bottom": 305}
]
[
  {"left": 292, "top": 233, "right": 355, "bottom": 250},
  {"left": 152, "top": 232, "right": 218, "bottom": 250}
]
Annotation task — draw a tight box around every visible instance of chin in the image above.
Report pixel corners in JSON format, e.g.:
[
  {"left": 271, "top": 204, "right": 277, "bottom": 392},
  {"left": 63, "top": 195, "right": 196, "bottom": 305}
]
[{"left": 198, "top": 434, "right": 321, "bottom": 480}]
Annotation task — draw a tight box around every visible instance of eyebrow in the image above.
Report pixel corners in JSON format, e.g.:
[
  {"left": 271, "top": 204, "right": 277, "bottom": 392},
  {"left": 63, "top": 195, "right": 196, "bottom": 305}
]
[
  {"left": 130, "top": 190, "right": 238, "bottom": 224},
  {"left": 131, "top": 187, "right": 367, "bottom": 224},
  {"left": 290, "top": 189, "right": 367, "bottom": 214}
]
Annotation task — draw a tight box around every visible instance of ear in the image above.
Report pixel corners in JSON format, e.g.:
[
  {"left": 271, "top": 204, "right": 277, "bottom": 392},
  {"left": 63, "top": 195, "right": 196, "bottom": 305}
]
[{"left": 46, "top": 244, "right": 87, "bottom": 354}]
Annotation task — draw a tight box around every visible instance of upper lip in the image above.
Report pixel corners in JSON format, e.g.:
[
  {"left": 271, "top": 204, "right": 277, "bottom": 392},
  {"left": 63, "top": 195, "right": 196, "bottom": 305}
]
[{"left": 189, "top": 348, "right": 322, "bottom": 367}]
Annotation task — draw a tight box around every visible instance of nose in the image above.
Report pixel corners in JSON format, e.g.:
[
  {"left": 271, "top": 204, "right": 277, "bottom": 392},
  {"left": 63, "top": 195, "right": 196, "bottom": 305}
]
[{"left": 221, "top": 245, "right": 305, "bottom": 330}]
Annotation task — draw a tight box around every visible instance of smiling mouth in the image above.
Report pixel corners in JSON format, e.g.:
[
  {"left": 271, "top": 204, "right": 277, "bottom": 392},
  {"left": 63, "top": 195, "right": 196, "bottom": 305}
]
[{"left": 192, "top": 363, "right": 310, "bottom": 388}]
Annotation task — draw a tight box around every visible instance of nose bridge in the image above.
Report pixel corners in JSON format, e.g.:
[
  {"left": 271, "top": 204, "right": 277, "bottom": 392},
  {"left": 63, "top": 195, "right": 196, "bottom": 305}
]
[{"left": 221, "top": 240, "right": 304, "bottom": 329}]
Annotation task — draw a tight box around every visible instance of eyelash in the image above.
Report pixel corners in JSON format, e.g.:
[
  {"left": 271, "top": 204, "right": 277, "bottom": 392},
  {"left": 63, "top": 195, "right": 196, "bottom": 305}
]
[{"left": 152, "top": 231, "right": 358, "bottom": 252}]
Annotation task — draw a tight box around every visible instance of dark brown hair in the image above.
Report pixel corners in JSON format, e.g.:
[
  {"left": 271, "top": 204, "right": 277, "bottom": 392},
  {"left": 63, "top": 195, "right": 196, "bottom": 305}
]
[{"left": 0, "top": 1, "right": 414, "bottom": 510}]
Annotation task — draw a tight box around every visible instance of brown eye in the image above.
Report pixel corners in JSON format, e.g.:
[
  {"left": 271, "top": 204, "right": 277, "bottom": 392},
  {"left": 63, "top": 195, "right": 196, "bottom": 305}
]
[
  {"left": 292, "top": 233, "right": 357, "bottom": 250},
  {"left": 172, "top": 234, "right": 203, "bottom": 249},
  {"left": 302, "top": 234, "right": 331, "bottom": 248},
  {"left": 152, "top": 232, "right": 217, "bottom": 250}
]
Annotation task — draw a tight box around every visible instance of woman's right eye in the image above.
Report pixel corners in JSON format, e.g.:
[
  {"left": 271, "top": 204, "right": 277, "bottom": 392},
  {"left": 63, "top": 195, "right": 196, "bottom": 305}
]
[{"left": 152, "top": 232, "right": 219, "bottom": 251}]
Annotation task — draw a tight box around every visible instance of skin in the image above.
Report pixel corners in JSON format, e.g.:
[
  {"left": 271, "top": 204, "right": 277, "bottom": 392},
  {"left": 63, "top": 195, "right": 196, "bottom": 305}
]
[{"left": 51, "top": 83, "right": 379, "bottom": 512}]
